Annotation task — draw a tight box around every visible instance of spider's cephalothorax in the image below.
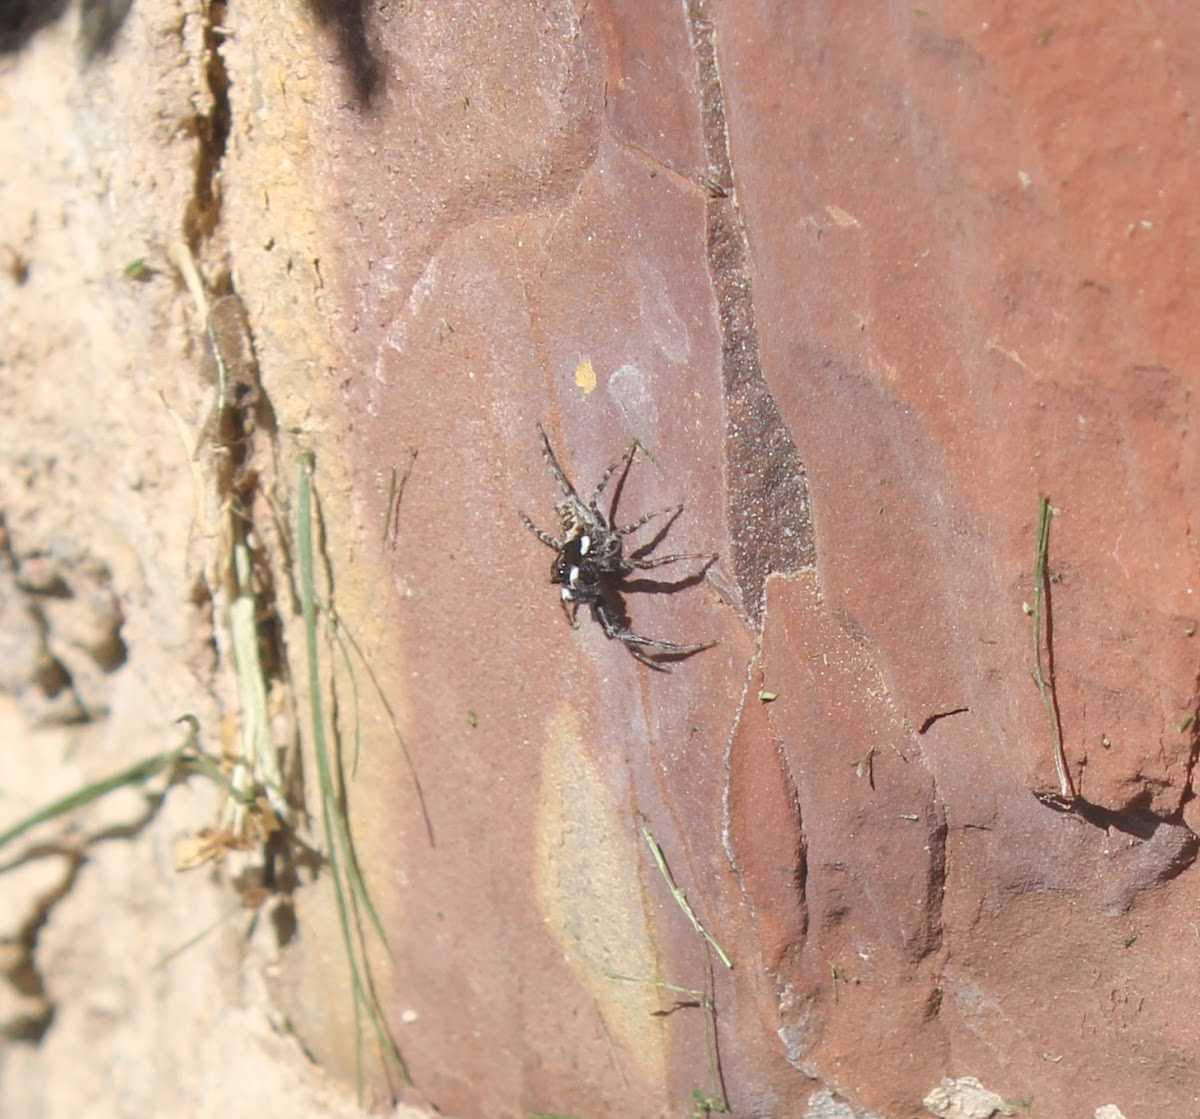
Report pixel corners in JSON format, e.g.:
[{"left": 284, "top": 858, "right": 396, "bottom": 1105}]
[{"left": 520, "top": 422, "right": 715, "bottom": 671}]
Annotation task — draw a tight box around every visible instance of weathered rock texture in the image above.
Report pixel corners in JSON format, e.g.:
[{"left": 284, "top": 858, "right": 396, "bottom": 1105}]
[{"left": 2, "top": 2, "right": 1198, "bottom": 1118}]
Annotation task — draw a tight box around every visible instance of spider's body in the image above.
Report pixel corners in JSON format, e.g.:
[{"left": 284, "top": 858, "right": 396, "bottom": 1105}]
[{"left": 520, "top": 423, "right": 714, "bottom": 670}]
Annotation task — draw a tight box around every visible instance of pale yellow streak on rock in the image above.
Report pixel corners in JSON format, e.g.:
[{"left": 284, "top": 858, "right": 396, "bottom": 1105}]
[{"left": 537, "top": 709, "right": 667, "bottom": 1080}]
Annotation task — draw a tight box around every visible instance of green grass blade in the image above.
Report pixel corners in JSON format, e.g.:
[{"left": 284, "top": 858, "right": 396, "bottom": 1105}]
[
  {"left": 1031, "top": 495, "right": 1074, "bottom": 803},
  {"left": 0, "top": 749, "right": 181, "bottom": 851},
  {"left": 642, "top": 829, "right": 732, "bottom": 969},
  {"left": 297, "top": 453, "right": 409, "bottom": 1092},
  {"left": 0, "top": 718, "right": 246, "bottom": 854},
  {"left": 329, "top": 614, "right": 434, "bottom": 845}
]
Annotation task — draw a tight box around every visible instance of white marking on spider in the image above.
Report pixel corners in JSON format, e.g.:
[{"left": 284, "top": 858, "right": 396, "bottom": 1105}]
[{"left": 579, "top": 534, "right": 591, "bottom": 556}]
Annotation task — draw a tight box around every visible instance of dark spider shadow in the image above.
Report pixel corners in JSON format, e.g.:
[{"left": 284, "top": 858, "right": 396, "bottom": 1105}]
[
  {"left": 303, "top": 0, "right": 382, "bottom": 109},
  {"left": 637, "top": 643, "right": 716, "bottom": 670},
  {"left": 626, "top": 504, "right": 684, "bottom": 560},
  {"left": 603, "top": 435, "right": 640, "bottom": 520},
  {"left": 594, "top": 572, "right": 716, "bottom": 671},
  {"left": 613, "top": 455, "right": 709, "bottom": 574},
  {"left": 606, "top": 449, "right": 716, "bottom": 668},
  {"left": 622, "top": 555, "right": 717, "bottom": 597}
]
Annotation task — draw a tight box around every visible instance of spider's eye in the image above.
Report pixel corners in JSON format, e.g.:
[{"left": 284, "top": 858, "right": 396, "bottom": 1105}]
[{"left": 579, "top": 533, "right": 591, "bottom": 556}]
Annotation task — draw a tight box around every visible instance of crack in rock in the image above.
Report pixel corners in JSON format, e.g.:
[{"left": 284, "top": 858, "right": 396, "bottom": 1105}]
[{"left": 685, "top": 0, "right": 814, "bottom": 624}]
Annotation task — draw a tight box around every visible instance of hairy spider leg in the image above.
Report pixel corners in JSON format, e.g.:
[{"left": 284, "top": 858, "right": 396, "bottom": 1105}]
[
  {"left": 592, "top": 599, "right": 715, "bottom": 671},
  {"left": 588, "top": 440, "right": 639, "bottom": 512},
  {"left": 616, "top": 503, "right": 682, "bottom": 538},
  {"left": 617, "top": 640, "right": 673, "bottom": 671},
  {"left": 518, "top": 510, "right": 564, "bottom": 552},
  {"left": 620, "top": 507, "right": 714, "bottom": 570},
  {"left": 524, "top": 423, "right": 716, "bottom": 670},
  {"left": 625, "top": 550, "right": 718, "bottom": 571},
  {"left": 535, "top": 423, "right": 584, "bottom": 502},
  {"left": 534, "top": 425, "right": 641, "bottom": 531}
]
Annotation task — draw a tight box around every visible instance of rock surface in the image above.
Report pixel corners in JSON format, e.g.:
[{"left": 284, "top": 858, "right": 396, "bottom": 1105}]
[{"left": 1, "top": 2, "right": 1197, "bottom": 1118}]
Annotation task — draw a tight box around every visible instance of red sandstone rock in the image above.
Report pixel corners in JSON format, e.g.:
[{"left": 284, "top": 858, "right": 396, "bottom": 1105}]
[{"left": 292, "top": 2, "right": 1200, "bottom": 1116}]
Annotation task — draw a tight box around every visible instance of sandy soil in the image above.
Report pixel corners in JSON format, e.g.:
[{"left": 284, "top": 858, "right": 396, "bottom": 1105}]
[{"left": 0, "top": 2, "right": 414, "bottom": 1114}]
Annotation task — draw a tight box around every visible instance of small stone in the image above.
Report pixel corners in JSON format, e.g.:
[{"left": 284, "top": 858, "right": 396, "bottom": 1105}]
[{"left": 923, "top": 1076, "right": 1013, "bottom": 1119}]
